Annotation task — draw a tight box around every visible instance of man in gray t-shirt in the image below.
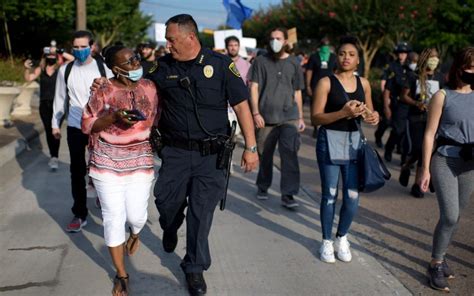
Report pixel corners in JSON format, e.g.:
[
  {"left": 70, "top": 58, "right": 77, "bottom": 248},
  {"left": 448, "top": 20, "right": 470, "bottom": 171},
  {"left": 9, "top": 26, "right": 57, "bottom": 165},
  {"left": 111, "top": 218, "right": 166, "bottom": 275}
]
[{"left": 249, "top": 27, "right": 305, "bottom": 209}]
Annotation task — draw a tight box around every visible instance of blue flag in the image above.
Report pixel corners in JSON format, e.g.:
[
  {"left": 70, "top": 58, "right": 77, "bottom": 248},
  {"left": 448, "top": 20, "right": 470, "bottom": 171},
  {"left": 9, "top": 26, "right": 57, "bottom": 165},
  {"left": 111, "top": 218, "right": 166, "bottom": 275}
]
[{"left": 223, "top": 0, "right": 253, "bottom": 29}]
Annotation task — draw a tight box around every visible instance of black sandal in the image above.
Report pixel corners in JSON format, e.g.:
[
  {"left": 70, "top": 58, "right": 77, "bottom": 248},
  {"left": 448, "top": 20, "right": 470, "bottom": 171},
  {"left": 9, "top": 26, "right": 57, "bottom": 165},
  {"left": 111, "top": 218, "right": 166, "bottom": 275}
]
[
  {"left": 112, "top": 274, "right": 129, "bottom": 296},
  {"left": 125, "top": 226, "right": 140, "bottom": 256}
]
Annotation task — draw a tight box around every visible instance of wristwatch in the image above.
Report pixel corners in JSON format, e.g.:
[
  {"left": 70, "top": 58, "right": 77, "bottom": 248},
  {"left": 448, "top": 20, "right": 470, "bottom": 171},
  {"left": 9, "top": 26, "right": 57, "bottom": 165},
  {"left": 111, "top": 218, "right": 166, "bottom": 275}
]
[{"left": 245, "top": 145, "right": 257, "bottom": 153}]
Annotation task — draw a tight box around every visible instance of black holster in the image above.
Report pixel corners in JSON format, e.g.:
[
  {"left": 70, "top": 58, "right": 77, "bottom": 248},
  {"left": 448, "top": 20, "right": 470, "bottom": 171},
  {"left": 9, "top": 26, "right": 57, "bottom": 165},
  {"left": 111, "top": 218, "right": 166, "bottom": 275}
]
[{"left": 216, "top": 136, "right": 235, "bottom": 170}]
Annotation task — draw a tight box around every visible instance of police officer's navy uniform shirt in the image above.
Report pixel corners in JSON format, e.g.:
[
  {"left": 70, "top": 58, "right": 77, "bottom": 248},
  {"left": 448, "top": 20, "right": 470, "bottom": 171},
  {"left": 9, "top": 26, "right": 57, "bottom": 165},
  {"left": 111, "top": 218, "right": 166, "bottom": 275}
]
[
  {"left": 147, "top": 48, "right": 249, "bottom": 140},
  {"left": 382, "top": 61, "right": 407, "bottom": 89}
]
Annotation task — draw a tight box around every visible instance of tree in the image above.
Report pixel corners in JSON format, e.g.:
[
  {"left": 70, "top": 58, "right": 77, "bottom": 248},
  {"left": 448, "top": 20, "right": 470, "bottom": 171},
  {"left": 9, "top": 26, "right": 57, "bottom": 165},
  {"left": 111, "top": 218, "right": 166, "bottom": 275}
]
[
  {"left": 0, "top": 0, "right": 152, "bottom": 57},
  {"left": 418, "top": 0, "right": 474, "bottom": 59},
  {"left": 1, "top": 0, "right": 74, "bottom": 58},
  {"left": 87, "top": 0, "right": 152, "bottom": 48},
  {"left": 244, "top": 0, "right": 435, "bottom": 77}
]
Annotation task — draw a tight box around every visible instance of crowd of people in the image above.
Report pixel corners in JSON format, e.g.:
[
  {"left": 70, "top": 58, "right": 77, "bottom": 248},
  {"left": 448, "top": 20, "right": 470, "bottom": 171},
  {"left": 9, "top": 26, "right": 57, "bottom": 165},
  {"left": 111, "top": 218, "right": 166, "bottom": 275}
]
[{"left": 22, "top": 13, "right": 473, "bottom": 296}]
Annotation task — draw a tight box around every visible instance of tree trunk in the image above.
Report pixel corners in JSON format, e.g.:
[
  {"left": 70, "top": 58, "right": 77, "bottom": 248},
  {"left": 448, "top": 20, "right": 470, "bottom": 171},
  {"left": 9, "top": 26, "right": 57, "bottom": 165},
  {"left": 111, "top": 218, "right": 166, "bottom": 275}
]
[{"left": 2, "top": 12, "right": 13, "bottom": 65}]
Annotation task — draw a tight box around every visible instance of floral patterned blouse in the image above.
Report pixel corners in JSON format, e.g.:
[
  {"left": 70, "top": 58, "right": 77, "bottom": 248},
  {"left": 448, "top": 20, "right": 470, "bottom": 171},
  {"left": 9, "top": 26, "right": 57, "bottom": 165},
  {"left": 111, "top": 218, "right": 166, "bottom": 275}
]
[{"left": 82, "top": 79, "right": 159, "bottom": 183}]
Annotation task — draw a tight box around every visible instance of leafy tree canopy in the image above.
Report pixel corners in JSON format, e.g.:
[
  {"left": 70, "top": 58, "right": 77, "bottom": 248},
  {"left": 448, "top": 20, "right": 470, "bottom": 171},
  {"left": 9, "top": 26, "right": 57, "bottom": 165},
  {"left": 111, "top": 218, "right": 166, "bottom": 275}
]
[{"left": 0, "top": 0, "right": 152, "bottom": 58}]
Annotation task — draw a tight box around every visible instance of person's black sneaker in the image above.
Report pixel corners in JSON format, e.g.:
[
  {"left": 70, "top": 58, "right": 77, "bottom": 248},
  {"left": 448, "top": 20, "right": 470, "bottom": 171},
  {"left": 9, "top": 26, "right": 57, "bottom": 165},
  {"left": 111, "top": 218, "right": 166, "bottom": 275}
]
[
  {"left": 428, "top": 263, "right": 450, "bottom": 292},
  {"left": 442, "top": 259, "right": 455, "bottom": 279},
  {"left": 384, "top": 150, "right": 392, "bottom": 162},
  {"left": 399, "top": 167, "right": 410, "bottom": 187},
  {"left": 281, "top": 195, "right": 299, "bottom": 209},
  {"left": 411, "top": 184, "right": 424, "bottom": 198},
  {"left": 162, "top": 229, "right": 178, "bottom": 253},
  {"left": 256, "top": 187, "right": 268, "bottom": 200},
  {"left": 184, "top": 272, "right": 207, "bottom": 296}
]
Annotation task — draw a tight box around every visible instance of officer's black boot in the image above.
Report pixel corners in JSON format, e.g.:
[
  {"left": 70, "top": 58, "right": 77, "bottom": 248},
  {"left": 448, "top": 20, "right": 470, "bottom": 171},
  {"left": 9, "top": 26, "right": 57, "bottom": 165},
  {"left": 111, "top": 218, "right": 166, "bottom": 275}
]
[
  {"left": 181, "top": 261, "right": 207, "bottom": 295},
  {"left": 185, "top": 272, "right": 207, "bottom": 296}
]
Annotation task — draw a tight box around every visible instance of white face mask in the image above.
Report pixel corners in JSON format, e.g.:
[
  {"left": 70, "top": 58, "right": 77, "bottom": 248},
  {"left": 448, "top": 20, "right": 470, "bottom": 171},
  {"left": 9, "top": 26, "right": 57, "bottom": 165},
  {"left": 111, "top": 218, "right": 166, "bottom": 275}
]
[
  {"left": 269, "top": 39, "right": 283, "bottom": 53},
  {"left": 408, "top": 63, "right": 417, "bottom": 71}
]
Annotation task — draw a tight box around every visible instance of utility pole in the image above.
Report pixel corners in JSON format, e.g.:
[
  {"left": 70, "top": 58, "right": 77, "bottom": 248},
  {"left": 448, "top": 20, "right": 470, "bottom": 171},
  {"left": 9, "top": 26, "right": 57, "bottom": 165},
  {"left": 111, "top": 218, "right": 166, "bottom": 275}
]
[{"left": 76, "top": 0, "right": 86, "bottom": 30}]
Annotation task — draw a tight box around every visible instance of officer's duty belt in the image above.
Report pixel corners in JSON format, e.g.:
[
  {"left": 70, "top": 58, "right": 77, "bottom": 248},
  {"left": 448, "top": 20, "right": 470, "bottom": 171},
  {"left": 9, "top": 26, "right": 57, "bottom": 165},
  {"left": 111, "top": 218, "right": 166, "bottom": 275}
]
[{"left": 163, "top": 137, "right": 221, "bottom": 154}]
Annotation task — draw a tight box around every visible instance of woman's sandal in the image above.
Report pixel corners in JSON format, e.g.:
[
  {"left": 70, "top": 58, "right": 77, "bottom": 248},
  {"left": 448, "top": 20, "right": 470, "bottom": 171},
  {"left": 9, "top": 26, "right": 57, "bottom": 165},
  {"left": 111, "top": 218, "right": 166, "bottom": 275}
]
[
  {"left": 112, "top": 274, "right": 129, "bottom": 296},
  {"left": 125, "top": 226, "right": 140, "bottom": 256}
]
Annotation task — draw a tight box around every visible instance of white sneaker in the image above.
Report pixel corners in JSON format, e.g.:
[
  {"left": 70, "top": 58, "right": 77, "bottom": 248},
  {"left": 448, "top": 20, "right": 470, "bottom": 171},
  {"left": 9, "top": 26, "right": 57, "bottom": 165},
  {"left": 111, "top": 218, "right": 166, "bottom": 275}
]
[
  {"left": 48, "top": 157, "right": 59, "bottom": 170},
  {"left": 319, "top": 239, "right": 336, "bottom": 263},
  {"left": 335, "top": 235, "right": 352, "bottom": 262}
]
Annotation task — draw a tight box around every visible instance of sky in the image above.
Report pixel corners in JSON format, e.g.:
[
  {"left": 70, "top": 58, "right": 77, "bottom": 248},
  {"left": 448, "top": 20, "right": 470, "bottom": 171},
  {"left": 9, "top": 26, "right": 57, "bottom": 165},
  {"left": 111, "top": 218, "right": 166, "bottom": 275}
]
[{"left": 140, "top": 0, "right": 282, "bottom": 37}]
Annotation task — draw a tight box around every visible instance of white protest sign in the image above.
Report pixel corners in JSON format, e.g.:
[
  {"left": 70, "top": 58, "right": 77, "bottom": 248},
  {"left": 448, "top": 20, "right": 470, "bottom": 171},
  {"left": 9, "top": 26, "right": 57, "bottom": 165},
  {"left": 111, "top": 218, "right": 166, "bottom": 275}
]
[{"left": 154, "top": 23, "right": 167, "bottom": 42}]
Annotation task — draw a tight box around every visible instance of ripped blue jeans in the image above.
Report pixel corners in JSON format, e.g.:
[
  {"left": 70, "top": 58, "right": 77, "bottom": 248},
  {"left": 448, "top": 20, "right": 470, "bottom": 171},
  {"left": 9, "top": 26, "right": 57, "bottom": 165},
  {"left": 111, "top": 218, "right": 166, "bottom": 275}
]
[{"left": 316, "top": 127, "right": 360, "bottom": 240}]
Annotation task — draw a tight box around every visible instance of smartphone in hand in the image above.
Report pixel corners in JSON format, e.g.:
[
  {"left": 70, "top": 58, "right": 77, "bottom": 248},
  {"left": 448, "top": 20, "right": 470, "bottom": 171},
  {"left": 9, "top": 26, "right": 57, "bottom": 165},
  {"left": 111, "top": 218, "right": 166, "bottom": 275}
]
[{"left": 124, "top": 109, "right": 146, "bottom": 121}]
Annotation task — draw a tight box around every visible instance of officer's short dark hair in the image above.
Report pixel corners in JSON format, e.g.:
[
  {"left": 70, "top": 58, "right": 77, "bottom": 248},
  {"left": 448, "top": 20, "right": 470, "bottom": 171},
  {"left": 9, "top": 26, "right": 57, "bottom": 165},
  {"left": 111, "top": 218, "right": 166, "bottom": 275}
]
[
  {"left": 73, "top": 30, "right": 94, "bottom": 46},
  {"left": 336, "top": 36, "right": 360, "bottom": 55},
  {"left": 225, "top": 36, "right": 240, "bottom": 48},
  {"left": 166, "top": 14, "right": 199, "bottom": 37}
]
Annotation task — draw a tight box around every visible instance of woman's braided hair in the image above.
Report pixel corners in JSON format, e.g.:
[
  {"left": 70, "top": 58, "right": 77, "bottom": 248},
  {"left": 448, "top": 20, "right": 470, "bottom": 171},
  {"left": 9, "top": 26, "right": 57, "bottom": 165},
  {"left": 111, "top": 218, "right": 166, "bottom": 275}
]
[{"left": 417, "top": 48, "right": 438, "bottom": 101}]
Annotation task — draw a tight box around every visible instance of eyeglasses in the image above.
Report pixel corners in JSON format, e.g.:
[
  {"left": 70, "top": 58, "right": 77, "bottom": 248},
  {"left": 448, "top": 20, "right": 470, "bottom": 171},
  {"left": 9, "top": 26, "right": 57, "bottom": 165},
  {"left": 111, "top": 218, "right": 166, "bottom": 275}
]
[{"left": 120, "top": 53, "right": 141, "bottom": 66}]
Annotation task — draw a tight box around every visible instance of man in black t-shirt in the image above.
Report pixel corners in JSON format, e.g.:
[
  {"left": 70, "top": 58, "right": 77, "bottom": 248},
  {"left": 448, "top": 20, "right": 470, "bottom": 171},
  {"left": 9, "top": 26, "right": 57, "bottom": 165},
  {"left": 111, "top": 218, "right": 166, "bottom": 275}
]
[
  {"left": 138, "top": 40, "right": 157, "bottom": 74},
  {"left": 305, "top": 38, "right": 337, "bottom": 137}
]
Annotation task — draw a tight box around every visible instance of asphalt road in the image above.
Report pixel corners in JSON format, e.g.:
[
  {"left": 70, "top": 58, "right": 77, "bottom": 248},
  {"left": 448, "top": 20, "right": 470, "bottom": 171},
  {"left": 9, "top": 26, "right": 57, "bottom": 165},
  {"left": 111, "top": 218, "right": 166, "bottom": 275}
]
[{"left": 296, "top": 106, "right": 474, "bottom": 295}]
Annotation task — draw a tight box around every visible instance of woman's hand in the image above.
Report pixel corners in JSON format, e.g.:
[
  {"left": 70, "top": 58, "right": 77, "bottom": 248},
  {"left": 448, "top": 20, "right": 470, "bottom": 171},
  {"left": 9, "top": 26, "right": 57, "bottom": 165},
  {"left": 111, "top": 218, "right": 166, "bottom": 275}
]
[
  {"left": 253, "top": 113, "right": 265, "bottom": 129},
  {"left": 342, "top": 100, "right": 365, "bottom": 119},
  {"left": 114, "top": 109, "right": 139, "bottom": 126},
  {"left": 91, "top": 77, "right": 110, "bottom": 93},
  {"left": 24, "top": 59, "right": 33, "bottom": 69},
  {"left": 416, "top": 101, "right": 427, "bottom": 111},
  {"left": 363, "top": 110, "right": 380, "bottom": 125},
  {"left": 418, "top": 169, "right": 431, "bottom": 192}
]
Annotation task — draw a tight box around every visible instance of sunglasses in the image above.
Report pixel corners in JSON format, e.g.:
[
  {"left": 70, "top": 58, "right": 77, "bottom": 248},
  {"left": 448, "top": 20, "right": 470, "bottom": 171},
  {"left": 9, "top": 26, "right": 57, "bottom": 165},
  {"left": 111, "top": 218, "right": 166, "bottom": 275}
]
[{"left": 120, "top": 53, "right": 141, "bottom": 66}]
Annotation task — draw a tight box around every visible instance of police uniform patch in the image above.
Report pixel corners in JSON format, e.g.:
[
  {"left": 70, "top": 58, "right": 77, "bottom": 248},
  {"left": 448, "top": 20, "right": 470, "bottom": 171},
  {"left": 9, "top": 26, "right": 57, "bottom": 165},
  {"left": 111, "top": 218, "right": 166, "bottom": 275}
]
[
  {"left": 203, "top": 65, "right": 214, "bottom": 78},
  {"left": 229, "top": 62, "right": 240, "bottom": 77},
  {"left": 149, "top": 61, "right": 159, "bottom": 73}
]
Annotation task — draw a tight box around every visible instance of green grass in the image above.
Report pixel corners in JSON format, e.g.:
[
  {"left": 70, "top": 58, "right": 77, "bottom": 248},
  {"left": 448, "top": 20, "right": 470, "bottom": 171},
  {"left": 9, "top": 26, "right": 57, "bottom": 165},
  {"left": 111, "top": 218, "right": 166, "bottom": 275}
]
[{"left": 0, "top": 58, "right": 25, "bottom": 86}]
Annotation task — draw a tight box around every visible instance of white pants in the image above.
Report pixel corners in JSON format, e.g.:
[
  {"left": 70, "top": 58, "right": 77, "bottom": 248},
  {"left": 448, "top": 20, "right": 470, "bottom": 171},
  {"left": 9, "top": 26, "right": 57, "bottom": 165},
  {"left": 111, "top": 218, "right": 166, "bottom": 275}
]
[{"left": 92, "top": 178, "right": 152, "bottom": 247}]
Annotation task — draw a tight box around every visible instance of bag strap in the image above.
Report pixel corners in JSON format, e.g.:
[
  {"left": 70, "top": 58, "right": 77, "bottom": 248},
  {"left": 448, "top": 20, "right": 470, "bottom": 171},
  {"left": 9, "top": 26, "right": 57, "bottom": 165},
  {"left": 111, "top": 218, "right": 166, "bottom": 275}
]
[
  {"left": 94, "top": 56, "right": 107, "bottom": 78},
  {"left": 331, "top": 74, "right": 367, "bottom": 141},
  {"left": 64, "top": 58, "right": 106, "bottom": 113}
]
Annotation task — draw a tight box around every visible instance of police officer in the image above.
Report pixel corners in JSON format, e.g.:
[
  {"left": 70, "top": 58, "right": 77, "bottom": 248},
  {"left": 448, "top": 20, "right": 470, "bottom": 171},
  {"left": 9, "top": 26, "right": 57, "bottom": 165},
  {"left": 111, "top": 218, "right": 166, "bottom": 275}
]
[
  {"left": 148, "top": 14, "right": 258, "bottom": 296},
  {"left": 375, "top": 42, "right": 411, "bottom": 160}
]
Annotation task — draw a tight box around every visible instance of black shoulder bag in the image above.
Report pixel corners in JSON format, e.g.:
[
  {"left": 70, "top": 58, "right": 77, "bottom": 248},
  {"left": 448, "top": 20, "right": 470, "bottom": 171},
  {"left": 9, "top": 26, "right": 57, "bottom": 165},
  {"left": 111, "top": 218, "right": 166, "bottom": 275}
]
[{"left": 333, "top": 75, "right": 391, "bottom": 193}]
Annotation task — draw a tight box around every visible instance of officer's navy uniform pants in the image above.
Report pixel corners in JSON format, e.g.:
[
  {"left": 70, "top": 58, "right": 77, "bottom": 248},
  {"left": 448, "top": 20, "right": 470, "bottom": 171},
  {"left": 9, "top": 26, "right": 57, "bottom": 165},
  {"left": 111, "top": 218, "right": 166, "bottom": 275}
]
[{"left": 154, "top": 146, "right": 225, "bottom": 273}]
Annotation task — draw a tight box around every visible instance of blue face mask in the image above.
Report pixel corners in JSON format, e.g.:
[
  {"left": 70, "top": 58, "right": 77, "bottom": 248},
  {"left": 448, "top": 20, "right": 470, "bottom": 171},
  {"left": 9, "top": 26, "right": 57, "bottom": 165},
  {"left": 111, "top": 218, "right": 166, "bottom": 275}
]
[
  {"left": 118, "top": 67, "right": 143, "bottom": 82},
  {"left": 73, "top": 47, "right": 91, "bottom": 63}
]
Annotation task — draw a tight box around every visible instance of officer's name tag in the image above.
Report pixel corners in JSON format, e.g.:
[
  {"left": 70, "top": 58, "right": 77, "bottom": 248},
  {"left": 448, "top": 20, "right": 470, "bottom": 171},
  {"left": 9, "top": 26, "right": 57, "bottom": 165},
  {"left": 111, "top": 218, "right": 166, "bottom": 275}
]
[
  {"left": 203, "top": 65, "right": 214, "bottom": 78},
  {"left": 167, "top": 75, "right": 178, "bottom": 79}
]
